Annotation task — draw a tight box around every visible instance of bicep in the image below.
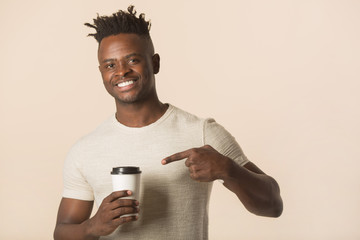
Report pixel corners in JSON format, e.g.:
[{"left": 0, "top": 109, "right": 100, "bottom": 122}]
[{"left": 56, "top": 198, "right": 94, "bottom": 225}]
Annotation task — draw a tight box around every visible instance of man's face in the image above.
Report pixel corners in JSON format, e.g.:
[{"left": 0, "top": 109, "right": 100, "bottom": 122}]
[{"left": 98, "top": 34, "right": 159, "bottom": 105}]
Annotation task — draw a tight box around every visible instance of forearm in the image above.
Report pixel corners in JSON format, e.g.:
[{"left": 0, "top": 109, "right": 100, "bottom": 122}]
[
  {"left": 221, "top": 159, "right": 283, "bottom": 217},
  {"left": 54, "top": 220, "right": 98, "bottom": 240}
]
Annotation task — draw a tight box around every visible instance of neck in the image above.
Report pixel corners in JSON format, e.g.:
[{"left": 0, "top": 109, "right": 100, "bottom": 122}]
[{"left": 115, "top": 98, "right": 168, "bottom": 128}]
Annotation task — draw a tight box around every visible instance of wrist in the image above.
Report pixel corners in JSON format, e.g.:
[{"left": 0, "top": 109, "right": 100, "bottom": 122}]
[
  {"left": 82, "top": 219, "right": 100, "bottom": 240},
  {"left": 218, "top": 156, "right": 237, "bottom": 182}
]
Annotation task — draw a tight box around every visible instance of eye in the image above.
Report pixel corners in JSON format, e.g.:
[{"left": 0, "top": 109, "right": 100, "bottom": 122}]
[
  {"left": 128, "top": 58, "right": 139, "bottom": 65},
  {"left": 106, "top": 63, "right": 115, "bottom": 69}
]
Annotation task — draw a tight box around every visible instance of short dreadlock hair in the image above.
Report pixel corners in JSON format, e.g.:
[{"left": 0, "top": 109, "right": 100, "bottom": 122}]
[{"left": 84, "top": 5, "right": 151, "bottom": 43}]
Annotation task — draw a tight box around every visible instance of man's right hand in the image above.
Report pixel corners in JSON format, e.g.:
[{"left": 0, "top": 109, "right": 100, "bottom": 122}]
[
  {"left": 54, "top": 190, "right": 139, "bottom": 240},
  {"left": 87, "top": 190, "right": 139, "bottom": 237}
]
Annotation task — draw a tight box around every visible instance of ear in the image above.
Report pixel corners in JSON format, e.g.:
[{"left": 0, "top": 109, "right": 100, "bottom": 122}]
[{"left": 152, "top": 54, "right": 160, "bottom": 74}]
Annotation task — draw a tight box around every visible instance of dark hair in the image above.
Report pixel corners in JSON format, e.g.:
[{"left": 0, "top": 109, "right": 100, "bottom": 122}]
[{"left": 84, "top": 5, "right": 151, "bottom": 43}]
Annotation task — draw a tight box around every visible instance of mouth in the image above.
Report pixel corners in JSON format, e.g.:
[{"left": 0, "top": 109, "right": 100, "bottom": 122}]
[
  {"left": 117, "top": 80, "right": 135, "bottom": 88},
  {"left": 114, "top": 78, "right": 138, "bottom": 91}
]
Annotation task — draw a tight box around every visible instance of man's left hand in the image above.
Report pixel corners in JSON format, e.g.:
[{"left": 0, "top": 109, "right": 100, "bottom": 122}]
[{"left": 161, "top": 145, "right": 232, "bottom": 182}]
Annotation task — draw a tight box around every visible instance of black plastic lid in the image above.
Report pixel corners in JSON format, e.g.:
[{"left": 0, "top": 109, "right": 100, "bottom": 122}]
[{"left": 111, "top": 166, "right": 141, "bottom": 175}]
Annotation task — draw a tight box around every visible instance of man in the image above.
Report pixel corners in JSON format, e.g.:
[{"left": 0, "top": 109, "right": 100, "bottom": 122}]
[{"left": 54, "top": 6, "right": 282, "bottom": 240}]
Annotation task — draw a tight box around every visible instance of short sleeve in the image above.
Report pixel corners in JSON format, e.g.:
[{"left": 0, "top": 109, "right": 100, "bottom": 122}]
[
  {"left": 203, "top": 118, "right": 249, "bottom": 166},
  {"left": 62, "top": 145, "right": 94, "bottom": 201}
]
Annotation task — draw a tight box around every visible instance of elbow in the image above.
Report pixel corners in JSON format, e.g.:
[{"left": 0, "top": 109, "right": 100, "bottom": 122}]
[
  {"left": 264, "top": 192, "right": 283, "bottom": 218},
  {"left": 53, "top": 223, "right": 64, "bottom": 240},
  {"left": 269, "top": 197, "right": 283, "bottom": 218},
  {"left": 266, "top": 178, "right": 283, "bottom": 218},
  {"left": 53, "top": 228, "right": 58, "bottom": 240},
  {"left": 245, "top": 181, "right": 283, "bottom": 218},
  {"left": 248, "top": 197, "right": 283, "bottom": 218},
  {"left": 53, "top": 224, "right": 61, "bottom": 240},
  {"left": 263, "top": 186, "right": 283, "bottom": 218}
]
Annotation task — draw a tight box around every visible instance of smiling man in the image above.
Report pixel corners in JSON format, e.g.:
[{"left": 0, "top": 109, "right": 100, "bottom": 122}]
[
  {"left": 54, "top": 6, "right": 282, "bottom": 240},
  {"left": 98, "top": 33, "right": 164, "bottom": 127}
]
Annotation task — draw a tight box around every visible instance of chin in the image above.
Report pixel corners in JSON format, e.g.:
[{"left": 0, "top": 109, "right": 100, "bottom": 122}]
[{"left": 116, "top": 95, "right": 142, "bottom": 104}]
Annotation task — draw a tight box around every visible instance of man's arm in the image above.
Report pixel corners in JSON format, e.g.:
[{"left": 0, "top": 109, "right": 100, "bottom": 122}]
[
  {"left": 54, "top": 198, "right": 97, "bottom": 240},
  {"left": 222, "top": 159, "right": 283, "bottom": 217},
  {"left": 162, "top": 145, "right": 283, "bottom": 218},
  {"left": 54, "top": 191, "right": 139, "bottom": 240}
]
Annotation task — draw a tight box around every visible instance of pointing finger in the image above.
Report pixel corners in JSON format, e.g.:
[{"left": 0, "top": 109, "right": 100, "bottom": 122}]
[{"left": 162, "top": 149, "right": 192, "bottom": 165}]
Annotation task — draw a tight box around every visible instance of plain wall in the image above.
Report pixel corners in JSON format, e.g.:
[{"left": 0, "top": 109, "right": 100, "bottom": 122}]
[{"left": 1, "top": 0, "right": 359, "bottom": 239}]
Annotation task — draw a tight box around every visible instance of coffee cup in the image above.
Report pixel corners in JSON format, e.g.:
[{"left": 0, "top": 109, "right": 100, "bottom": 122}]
[{"left": 111, "top": 166, "right": 141, "bottom": 201}]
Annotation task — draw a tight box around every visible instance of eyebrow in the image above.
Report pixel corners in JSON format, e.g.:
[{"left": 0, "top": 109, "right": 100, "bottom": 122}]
[{"left": 101, "top": 53, "right": 143, "bottom": 64}]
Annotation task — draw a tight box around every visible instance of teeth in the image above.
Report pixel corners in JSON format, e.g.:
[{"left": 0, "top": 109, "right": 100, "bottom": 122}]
[{"left": 117, "top": 80, "right": 134, "bottom": 87}]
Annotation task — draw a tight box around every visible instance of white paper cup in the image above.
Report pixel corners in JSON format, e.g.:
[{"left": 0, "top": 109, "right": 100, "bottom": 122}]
[{"left": 111, "top": 166, "right": 141, "bottom": 201}]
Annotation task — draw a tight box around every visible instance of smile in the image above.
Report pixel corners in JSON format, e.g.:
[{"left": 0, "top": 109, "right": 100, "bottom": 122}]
[{"left": 117, "top": 80, "right": 135, "bottom": 87}]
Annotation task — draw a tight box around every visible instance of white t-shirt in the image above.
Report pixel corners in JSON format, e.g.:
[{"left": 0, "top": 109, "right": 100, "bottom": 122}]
[{"left": 63, "top": 104, "right": 249, "bottom": 240}]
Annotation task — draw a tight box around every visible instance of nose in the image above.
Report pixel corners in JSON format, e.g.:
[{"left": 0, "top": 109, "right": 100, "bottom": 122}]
[{"left": 115, "top": 61, "right": 131, "bottom": 78}]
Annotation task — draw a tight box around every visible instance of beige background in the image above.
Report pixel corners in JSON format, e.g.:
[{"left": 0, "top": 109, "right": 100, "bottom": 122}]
[{"left": 1, "top": 0, "right": 359, "bottom": 239}]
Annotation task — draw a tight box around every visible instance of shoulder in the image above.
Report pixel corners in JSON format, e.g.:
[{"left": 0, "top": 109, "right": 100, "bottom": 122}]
[
  {"left": 170, "top": 105, "right": 203, "bottom": 121},
  {"left": 168, "top": 104, "right": 206, "bottom": 127},
  {"left": 201, "top": 118, "right": 249, "bottom": 166},
  {"left": 167, "top": 105, "right": 231, "bottom": 136},
  {"left": 203, "top": 118, "right": 227, "bottom": 136},
  {"left": 67, "top": 115, "right": 116, "bottom": 157}
]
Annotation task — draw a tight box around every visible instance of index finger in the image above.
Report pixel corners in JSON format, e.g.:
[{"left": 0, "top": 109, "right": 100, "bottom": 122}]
[
  {"left": 104, "top": 190, "right": 132, "bottom": 203},
  {"left": 161, "top": 149, "right": 192, "bottom": 165}
]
